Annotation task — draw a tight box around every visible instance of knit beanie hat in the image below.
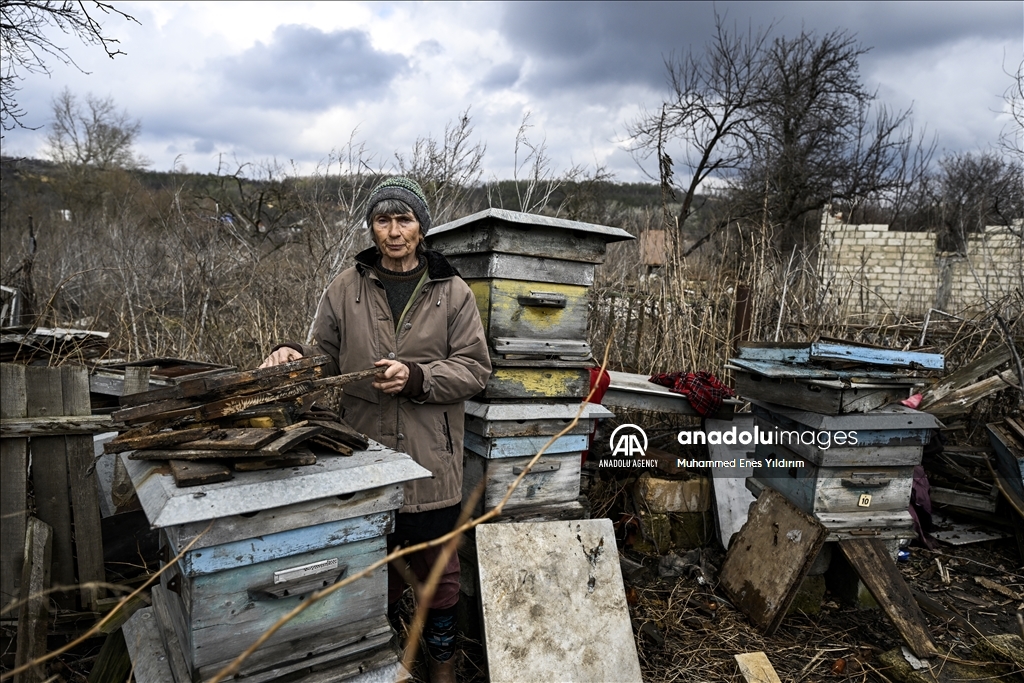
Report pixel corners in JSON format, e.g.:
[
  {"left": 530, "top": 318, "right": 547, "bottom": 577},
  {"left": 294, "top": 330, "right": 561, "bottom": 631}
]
[{"left": 365, "top": 177, "right": 432, "bottom": 232}]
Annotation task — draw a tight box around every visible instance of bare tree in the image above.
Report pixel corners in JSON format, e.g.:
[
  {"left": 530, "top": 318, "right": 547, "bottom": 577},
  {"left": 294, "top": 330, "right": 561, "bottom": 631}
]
[
  {"left": 0, "top": 0, "right": 138, "bottom": 131},
  {"left": 1001, "top": 60, "right": 1024, "bottom": 162},
  {"left": 733, "top": 30, "right": 927, "bottom": 244},
  {"left": 631, "top": 18, "right": 928, "bottom": 256},
  {"left": 629, "top": 16, "right": 770, "bottom": 257},
  {"left": 46, "top": 87, "right": 145, "bottom": 169},
  {"left": 923, "top": 151, "right": 1024, "bottom": 249},
  {"left": 396, "top": 109, "right": 485, "bottom": 224}
]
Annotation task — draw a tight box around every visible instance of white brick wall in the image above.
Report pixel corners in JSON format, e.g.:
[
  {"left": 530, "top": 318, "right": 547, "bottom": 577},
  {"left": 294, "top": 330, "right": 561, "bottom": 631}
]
[{"left": 818, "top": 210, "right": 1023, "bottom": 319}]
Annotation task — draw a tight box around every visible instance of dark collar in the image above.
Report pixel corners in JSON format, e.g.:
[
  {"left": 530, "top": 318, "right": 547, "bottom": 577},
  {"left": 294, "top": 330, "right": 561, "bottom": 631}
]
[{"left": 355, "top": 247, "right": 460, "bottom": 280}]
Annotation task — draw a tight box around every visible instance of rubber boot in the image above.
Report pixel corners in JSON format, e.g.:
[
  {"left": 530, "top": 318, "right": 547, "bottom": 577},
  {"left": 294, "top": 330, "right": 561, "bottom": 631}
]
[{"left": 423, "top": 605, "right": 458, "bottom": 683}]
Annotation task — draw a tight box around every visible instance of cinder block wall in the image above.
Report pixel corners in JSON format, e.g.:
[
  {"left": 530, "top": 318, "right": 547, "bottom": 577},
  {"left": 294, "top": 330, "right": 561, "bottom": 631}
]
[{"left": 818, "top": 210, "right": 1023, "bottom": 320}]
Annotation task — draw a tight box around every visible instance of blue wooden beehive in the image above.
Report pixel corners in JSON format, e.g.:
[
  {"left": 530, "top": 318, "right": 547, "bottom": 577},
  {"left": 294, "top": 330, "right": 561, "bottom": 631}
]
[{"left": 125, "top": 443, "right": 430, "bottom": 682}]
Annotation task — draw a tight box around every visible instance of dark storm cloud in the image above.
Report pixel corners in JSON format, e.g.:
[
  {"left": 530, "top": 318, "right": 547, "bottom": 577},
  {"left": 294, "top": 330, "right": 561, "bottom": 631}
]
[
  {"left": 481, "top": 62, "right": 522, "bottom": 90},
  {"left": 218, "top": 24, "right": 408, "bottom": 110},
  {"left": 498, "top": 1, "right": 1021, "bottom": 93}
]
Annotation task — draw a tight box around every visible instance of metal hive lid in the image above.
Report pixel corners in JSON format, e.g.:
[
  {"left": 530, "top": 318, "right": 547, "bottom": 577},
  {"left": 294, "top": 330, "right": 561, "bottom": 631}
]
[
  {"left": 427, "top": 208, "right": 634, "bottom": 243},
  {"left": 125, "top": 441, "right": 431, "bottom": 528}
]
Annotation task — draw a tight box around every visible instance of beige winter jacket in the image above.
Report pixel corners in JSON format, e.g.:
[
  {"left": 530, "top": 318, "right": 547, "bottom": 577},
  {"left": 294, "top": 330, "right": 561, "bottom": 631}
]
[{"left": 301, "top": 247, "right": 491, "bottom": 513}]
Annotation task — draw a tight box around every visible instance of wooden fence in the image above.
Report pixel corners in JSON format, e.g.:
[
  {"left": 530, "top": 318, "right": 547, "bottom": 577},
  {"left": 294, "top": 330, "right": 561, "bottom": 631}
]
[{"left": 1, "top": 363, "right": 108, "bottom": 626}]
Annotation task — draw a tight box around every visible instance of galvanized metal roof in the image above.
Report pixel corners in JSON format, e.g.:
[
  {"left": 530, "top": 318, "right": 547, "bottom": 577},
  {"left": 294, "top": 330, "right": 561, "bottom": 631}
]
[
  {"left": 427, "top": 208, "right": 634, "bottom": 242},
  {"left": 125, "top": 441, "right": 431, "bottom": 528}
]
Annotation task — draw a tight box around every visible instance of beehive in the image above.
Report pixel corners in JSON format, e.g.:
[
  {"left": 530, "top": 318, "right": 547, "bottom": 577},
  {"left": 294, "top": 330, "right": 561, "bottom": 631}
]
[{"left": 125, "top": 443, "right": 430, "bottom": 682}]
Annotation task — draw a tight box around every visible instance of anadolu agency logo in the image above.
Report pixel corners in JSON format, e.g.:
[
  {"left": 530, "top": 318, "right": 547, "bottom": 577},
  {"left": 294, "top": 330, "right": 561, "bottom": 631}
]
[{"left": 602, "top": 424, "right": 658, "bottom": 468}]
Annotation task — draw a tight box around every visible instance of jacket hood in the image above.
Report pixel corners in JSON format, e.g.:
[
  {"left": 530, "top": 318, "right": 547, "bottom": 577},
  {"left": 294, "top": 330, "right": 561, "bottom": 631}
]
[{"left": 355, "top": 247, "right": 460, "bottom": 281}]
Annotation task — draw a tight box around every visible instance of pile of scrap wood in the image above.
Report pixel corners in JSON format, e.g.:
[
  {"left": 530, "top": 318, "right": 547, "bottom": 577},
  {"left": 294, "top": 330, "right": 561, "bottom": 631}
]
[
  {"left": 915, "top": 346, "right": 1023, "bottom": 523},
  {"left": 728, "top": 338, "right": 943, "bottom": 414},
  {"left": 104, "top": 356, "right": 372, "bottom": 487},
  {"left": 916, "top": 346, "right": 1021, "bottom": 420},
  {"left": 987, "top": 417, "right": 1024, "bottom": 517}
]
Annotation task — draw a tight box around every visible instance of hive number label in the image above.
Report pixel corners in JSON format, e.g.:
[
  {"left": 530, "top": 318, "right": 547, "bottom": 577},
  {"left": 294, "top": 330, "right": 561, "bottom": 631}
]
[{"left": 857, "top": 493, "right": 872, "bottom": 508}]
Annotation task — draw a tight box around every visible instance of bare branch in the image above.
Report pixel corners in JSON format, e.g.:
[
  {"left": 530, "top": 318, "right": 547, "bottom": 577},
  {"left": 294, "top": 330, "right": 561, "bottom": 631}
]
[{"left": 0, "top": 0, "right": 139, "bottom": 130}]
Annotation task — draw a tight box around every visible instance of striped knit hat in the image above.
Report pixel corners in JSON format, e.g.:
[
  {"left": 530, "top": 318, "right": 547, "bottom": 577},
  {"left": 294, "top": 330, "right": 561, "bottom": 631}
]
[{"left": 365, "top": 177, "right": 432, "bottom": 232}]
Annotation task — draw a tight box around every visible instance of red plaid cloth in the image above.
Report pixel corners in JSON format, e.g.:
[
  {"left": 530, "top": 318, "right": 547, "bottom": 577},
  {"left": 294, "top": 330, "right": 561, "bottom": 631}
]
[{"left": 649, "top": 371, "right": 734, "bottom": 417}]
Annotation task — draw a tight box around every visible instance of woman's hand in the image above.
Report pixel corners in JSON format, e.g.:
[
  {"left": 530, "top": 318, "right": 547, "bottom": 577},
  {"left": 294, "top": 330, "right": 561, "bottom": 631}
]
[
  {"left": 259, "top": 347, "right": 303, "bottom": 368},
  {"left": 372, "top": 358, "right": 409, "bottom": 394}
]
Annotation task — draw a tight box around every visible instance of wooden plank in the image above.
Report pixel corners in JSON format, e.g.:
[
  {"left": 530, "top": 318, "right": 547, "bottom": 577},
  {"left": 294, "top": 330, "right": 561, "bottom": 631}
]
[
  {"left": 0, "top": 414, "right": 114, "bottom": 437},
  {"left": 197, "top": 617, "right": 393, "bottom": 683},
  {"left": 308, "top": 435, "right": 354, "bottom": 455},
  {"left": 920, "top": 345, "right": 1012, "bottom": 408},
  {"left": 749, "top": 398, "right": 940, "bottom": 432},
  {"left": 734, "top": 372, "right": 906, "bottom": 415},
  {"left": 111, "top": 453, "right": 141, "bottom": 512},
  {"left": 719, "top": 488, "right": 827, "bottom": 634},
  {"left": 305, "top": 418, "right": 369, "bottom": 450},
  {"left": 0, "top": 363, "right": 28, "bottom": 613},
  {"left": 150, "top": 584, "right": 193, "bottom": 683},
  {"left": 475, "top": 519, "right": 642, "bottom": 683},
  {"left": 929, "top": 486, "right": 998, "bottom": 512},
  {"left": 123, "top": 365, "right": 152, "bottom": 396},
  {"left": 130, "top": 448, "right": 252, "bottom": 460},
  {"left": 110, "top": 396, "right": 195, "bottom": 424},
  {"left": 113, "top": 374, "right": 323, "bottom": 425},
  {"left": 736, "top": 343, "right": 811, "bottom": 363},
  {"left": 810, "top": 341, "right": 945, "bottom": 370},
  {"left": 728, "top": 358, "right": 914, "bottom": 381},
  {"left": 170, "top": 459, "right": 233, "bottom": 487},
  {"left": 180, "top": 354, "right": 326, "bottom": 396},
  {"left": 254, "top": 424, "right": 323, "bottom": 456},
  {"left": 927, "top": 369, "right": 1019, "bottom": 418},
  {"left": 14, "top": 517, "right": 51, "bottom": 683},
  {"left": 483, "top": 497, "right": 589, "bottom": 524},
  {"left": 172, "top": 428, "right": 280, "bottom": 450},
  {"left": 25, "top": 365, "right": 75, "bottom": 609},
  {"left": 838, "top": 538, "right": 938, "bottom": 658},
  {"left": 1005, "top": 416, "right": 1024, "bottom": 442},
  {"left": 233, "top": 451, "right": 318, "bottom": 470},
  {"left": 86, "top": 629, "right": 132, "bottom": 683},
  {"left": 734, "top": 652, "right": 783, "bottom": 683},
  {"left": 116, "top": 355, "right": 325, "bottom": 407},
  {"left": 121, "top": 608, "right": 176, "bottom": 683},
  {"left": 104, "top": 425, "right": 216, "bottom": 453},
  {"left": 157, "top": 563, "right": 193, "bottom": 670},
  {"left": 62, "top": 366, "right": 105, "bottom": 611},
  {"left": 987, "top": 422, "right": 1024, "bottom": 502}
]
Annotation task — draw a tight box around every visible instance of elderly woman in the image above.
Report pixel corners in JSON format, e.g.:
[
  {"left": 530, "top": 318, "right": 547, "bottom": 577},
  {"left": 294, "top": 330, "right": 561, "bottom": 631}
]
[{"left": 261, "top": 177, "right": 490, "bottom": 682}]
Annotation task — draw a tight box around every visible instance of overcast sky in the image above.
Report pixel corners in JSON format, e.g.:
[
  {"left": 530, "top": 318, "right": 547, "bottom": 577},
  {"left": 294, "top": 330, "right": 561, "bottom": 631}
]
[{"left": 3, "top": 1, "right": 1021, "bottom": 182}]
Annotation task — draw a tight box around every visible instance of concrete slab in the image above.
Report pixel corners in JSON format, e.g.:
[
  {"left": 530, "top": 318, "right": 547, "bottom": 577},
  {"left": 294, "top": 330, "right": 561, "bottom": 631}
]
[{"left": 476, "top": 519, "right": 642, "bottom": 683}]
